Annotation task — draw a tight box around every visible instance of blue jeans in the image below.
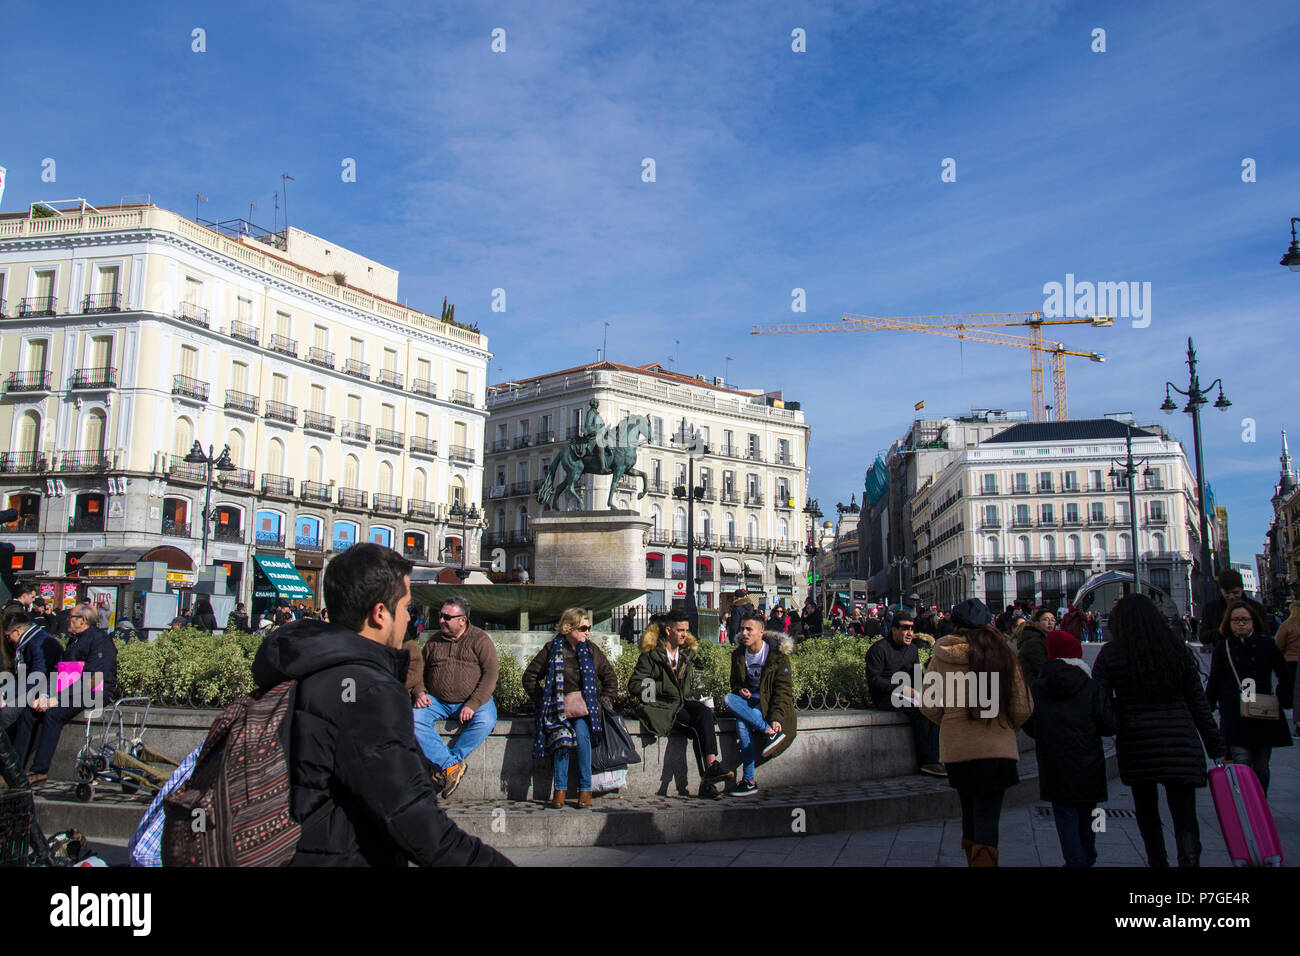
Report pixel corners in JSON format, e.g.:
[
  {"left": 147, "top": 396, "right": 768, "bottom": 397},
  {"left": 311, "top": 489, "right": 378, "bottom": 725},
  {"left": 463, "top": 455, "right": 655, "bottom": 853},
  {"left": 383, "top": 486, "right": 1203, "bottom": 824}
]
[
  {"left": 1052, "top": 802, "right": 1098, "bottom": 867},
  {"left": 724, "top": 693, "right": 771, "bottom": 782},
  {"left": 552, "top": 717, "right": 592, "bottom": 792},
  {"left": 412, "top": 696, "right": 497, "bottom": 770}
]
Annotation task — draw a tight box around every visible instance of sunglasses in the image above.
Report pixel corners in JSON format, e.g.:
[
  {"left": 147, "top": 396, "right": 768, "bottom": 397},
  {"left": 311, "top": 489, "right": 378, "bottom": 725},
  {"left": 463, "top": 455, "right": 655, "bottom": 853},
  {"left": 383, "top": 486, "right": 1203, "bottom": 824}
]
[
  {"left": 573, "top": 625, "right": 592, "bottom": 632},
  {"left": 439, "top": 613, "right": 465, "bottom": 621}
]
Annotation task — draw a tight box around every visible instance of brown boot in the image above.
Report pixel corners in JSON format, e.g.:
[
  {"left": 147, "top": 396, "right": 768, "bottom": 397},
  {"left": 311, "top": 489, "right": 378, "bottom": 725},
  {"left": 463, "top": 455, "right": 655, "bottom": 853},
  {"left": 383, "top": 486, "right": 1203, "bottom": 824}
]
[
  {"left": 577, "top": 790, "right": 592, "bottom": 808},
  {"left": 961, "top": 837, "right": 973, "bottom": 864},
  {"left": 968, "top": 844, "right": 999, "bottom": 867},
  {"left": 548, "top": 789, "right": 567, "bottom": 809}
]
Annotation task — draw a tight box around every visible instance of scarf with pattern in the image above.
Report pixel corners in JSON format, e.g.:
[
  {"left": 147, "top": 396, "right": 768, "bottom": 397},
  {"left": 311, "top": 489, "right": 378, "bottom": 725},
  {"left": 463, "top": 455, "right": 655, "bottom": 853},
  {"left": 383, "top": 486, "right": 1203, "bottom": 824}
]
[{"left": 534, "top": 634, "right": 604, "bottom": 757}]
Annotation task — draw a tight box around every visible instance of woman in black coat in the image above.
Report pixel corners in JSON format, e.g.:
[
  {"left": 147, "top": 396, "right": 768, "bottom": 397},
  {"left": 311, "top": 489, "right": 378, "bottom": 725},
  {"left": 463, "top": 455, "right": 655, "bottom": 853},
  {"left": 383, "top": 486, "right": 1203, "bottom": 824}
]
[
  {"left": 1205, "top": 599, "right": 1292, "bottom": 794},
  {"left": 1092, "top": 595, "right": 1225, "bottom": 867}
]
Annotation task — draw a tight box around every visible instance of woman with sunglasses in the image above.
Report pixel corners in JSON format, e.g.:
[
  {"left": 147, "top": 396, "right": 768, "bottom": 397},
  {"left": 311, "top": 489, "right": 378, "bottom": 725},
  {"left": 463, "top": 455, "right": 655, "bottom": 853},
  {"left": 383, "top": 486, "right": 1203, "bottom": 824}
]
[{"left": 523, "top": 608, "right": 618, "bottom": 809}]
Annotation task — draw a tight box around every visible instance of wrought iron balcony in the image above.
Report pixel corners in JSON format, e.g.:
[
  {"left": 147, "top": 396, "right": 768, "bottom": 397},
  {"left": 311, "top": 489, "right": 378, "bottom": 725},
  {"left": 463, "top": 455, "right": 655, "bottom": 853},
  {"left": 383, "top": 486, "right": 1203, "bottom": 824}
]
[
  {"left": 343, "top": 358, "right": 370, "bottom": 379},
  {"left": 375, "top": 428, "right": 403, "bottom": 450},
  {"left": 225, "top": 389, "right": 258, "bottom": 415},
  {"left": 261, "top": 473, "right": 294, "bottom": 497},
  {"left": 720, "top": 490, "right": 739, "bottom": 504},
  {"left": 410, "top": 436, "right": 437, "bottom": 457},
  {"left": 213, "top": 523, "right": 244, "bottom": 543},
  {"left": 265, "top": 400, "right": 297, "bottom": 425},
  {"left": 403, "top": 545, "right": 428, "bottom": 561},
  {"left": 449, "top": 444, "right": 475, "bottom": 463},
  {"left": 341, "top": 421, "right": 370, "bottom": 442},
  {"left": 774, "top": 495, "right": 793, "bottom": 510},
  {"left": 1012, "top": 517, "right": 1035, "bottom": 528},
  {"left": 68, "top": 513, "right": 106, "bottom": 533},
  {"left": 377, "top": 369, "right": 403, "bottom": 388},
  {"left": 83, "top": 292, "right": 122, "bottom": 314},
  {"left": 175, "top": 302, "right": 210, "bottom": 328},
  {"left": 304, "top": 411, "right": 336, "bottom": 434},
  {"left": 648, "top": 530, "right": 673, "bottom": 546},
  {"left": 450, "top": 389, "right": 475, "bottom": 407},
  {"left": 71, "top": 367, "right": 117, "bottom": 390},
  {"left": 980, "top": 518, "right": 1002, "bottom": 530},
  {"left": 229, "top": 320, "right": 259, "bottom": 345},
  {"left": 491, "top": 439, "right": 510, "bottom": 453},
  {"left": 220, "top": 468, "right": 254, "bottom": 490},
  {"left": 411, "top": 378, "right": 436, "bottom": 398},
  {"left": 744, "top": 493, "right": 764, "bottom": 507},
  {"left": 647, "top": 479, "right": 669, "bottom": 495},
  {"left": 5, "top": 370, "right": 50, "bottom": 392},
  {"left": 332, "top": 537, "right": 358, "bottom": 553},
  {"left": 255, "top": 529, "right": 286, "bottom": 548},
  {"left": 172, "top": 373, "right": 209, "bottom": 402},
  {"left": 307, "top": 346, "right": 335, "bottom": 369},
  {"left": 0, "top": 452, "right": 48, "bottom": 474},
  {"left": 537, "top": 430, "right": 555, "bottom": 445},
  {"left": 719, "top": 444, "right": 739, "bottom": 458},
  {"left": 566, "top": 425, "right": 581, "bottom": 440},
  {"left": 373, "top": 493, "right": 402, "bottom": 513},
  {"left": 513, "top": 435, "right": 532, "bottom": 449},
  {"left": 744, "top": 449, "right": 764, "bottom": 463},
  {"left": 482, "top": 532, "right": 508, "bottom": 549},
  {"left": 338, "top": 487, "right": 368, "bottom": 510},
  {"left": 508, "top": 481, "right": 533, "bottom": 497},
  {"left": 19, "top": 296, "right": 56, "bottom": 318},
  {"left": 407, "top": 498, "right": 437, "bottom": 518},
  {"left": 295, "top": 535, "right": 323, "bottom": 552},
  {"left": 300, "top": 480, "right": 331, "bottom": 503},
  {"left": 61, "top": 450, "right": 111, "bottom": 472},
  {"left": 508, "top": 529, "right": 532, "bottom": 544},
  {"left": 744, "top": 536, "right": 766, "bottom": 550},
  {"left": 161, "top": 519, "right": 191, "bottom": 538},
  {"left": 168, "top": 461, "right": 207, "bottom": 483},
  {"left": 5, "top": 514, "right": 38, "bottom": 532},
  {"left": 268, "top": 334, "right": 297, "bottom": 358}
]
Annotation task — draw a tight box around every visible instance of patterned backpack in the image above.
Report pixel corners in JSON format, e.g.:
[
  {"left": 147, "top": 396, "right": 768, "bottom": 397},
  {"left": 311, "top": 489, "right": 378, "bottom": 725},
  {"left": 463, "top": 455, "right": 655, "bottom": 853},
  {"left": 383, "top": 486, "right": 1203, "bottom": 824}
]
[{"left": 161, "top": 682, "right": 300, "bottom": 866}]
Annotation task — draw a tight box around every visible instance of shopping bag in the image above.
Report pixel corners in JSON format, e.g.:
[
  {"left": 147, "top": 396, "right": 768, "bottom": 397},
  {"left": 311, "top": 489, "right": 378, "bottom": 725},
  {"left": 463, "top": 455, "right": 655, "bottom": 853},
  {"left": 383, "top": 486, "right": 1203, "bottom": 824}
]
[{"left": 590, "top": 704, "right": 641, "bottom": 773}]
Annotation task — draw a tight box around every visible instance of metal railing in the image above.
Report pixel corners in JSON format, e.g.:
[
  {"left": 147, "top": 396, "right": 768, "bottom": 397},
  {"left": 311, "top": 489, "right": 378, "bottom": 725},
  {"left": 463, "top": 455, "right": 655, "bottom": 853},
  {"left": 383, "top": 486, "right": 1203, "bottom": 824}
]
[
  {"left": 221, "top": 468, "right": 254, "bottom": 490},
  {"left": 449, "top": 444, "right": 475, "bottom": 463},
  {"left": 338, "top": 488, "right": 368, "bottom": 509},
  {"left": 68, "top": 514, "right": 106, "bottom": 532},
  {"left": 491, "top": 439, "right": 510, "bottom": 452},
  {"left": 482, "top": 532, "right": 508, "bottom": 549},
  {"left": 404, "top": 545, "right": 428, "bottom": 561},
  {"left": 0, "top": 452, "right": 47, "bottom": 473},
  {"left": 407, "top": 498, "right": 437, "bottom": 518},
  {"left": 255, "top": 529, "right": 286, "bottom": 548},
  {"left": 508, "top": 529, "right": 532, "bottom": 544},
  {"left": 375, "top": 427, "right": 403, "bottom": 449},
  {"left": 213, "top": 523, "right": 244, "bottom": 543},
  {"left": 265, "top": 400, "right": 297, "bottom": 425},
  {"left": 744, "top": 493, "right": 764, "bottom": 507},
  {"left": 229, "top": 319, "right": 259, "bottom": 345},
  {"left": 261, "top": 474, "right": 294, "bottom": 497},
  {"left": 513, "top": 435, "right": 532, "bottom": 449},
  {"left": 343, "top": 358, "right": 370, "bottom": 379},
  {"left": 61, "top": 450, "right": 111, "bottom": 472},
  {"left": 411, "top": 378, "right": 436, "bottom": 398},
  {"left": 5, "top": 514, "right": 38, "bottom": 532},
  {"left": 225, "top": 389, "right": 258, "bottom": 414},
  {"left": 341, "top": 421, "right": 370, "bottom": 442},
  {"left": 268, "top": 333, "right": 297, "bottom": 358},
  {"left": 19, "top": 296, "right": 57, "bottom": 318},
  {"left": 307, "top": 346, "right": 335, "bottom": 369},
  {"left": 172, "top": 374, "right": 209, "bottom": 402},
  {"left": 295, "top": 535, "right": 324, "bottom": 552},
  {"left": 5, "top": 370, "right": 50, "bottom": 392},
  {"left": 537, "top": 430, "right": 555, "bottom": 444},
  {"left": 450, "top": 389, "right": 475, "bottom": 407},
  {"left": 175, "top": 302, "right": 210, "bottom": 328},
  {"left": 373, "top": 492, "right": 402, "bottom": 513},
  {"left": 71, "top": 367, "right": 117, "bottom": 389},
  {"left": 377, "top": 369, "right": 403, "bottom": 388},
  {"left": 83, "top": 292, "right": 122, "bottom": 314},
  {"left": 168, "top": 461, "right": 207, "bottom": 483},
  {"left": 508, "top": 481, "right": 533, "bottom": 497},
  {"left": 304, "top": 411, "right": 336, "bottom": 433},
  {"left": 300, "top": 480, "right": 331, "bottom": 503},
  {"left": 161, "top": 519, "right": 190, "bottom": 538},
  {"left": 410, "top": 436, "right": 437, "bottom": 456}
]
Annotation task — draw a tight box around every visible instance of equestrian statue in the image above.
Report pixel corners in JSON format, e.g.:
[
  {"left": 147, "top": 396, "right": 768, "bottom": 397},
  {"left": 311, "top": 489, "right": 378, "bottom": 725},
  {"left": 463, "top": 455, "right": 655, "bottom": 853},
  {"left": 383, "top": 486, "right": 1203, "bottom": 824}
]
[{"left": 536, "top": 399, "right": 652, "bottom": 510}]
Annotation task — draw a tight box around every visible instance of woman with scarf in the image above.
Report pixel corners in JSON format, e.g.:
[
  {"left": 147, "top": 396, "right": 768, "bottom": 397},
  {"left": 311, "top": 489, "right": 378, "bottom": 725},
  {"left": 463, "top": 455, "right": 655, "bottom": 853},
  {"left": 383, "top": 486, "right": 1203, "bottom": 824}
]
[{"left": 523, "top": 608, "right": 618, "bottom": 809}]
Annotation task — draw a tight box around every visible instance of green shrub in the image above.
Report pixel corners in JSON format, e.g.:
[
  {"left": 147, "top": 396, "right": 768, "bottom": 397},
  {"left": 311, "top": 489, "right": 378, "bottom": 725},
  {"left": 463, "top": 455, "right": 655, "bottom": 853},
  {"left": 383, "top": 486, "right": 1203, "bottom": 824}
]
[
  {"left": 115, "top": 627, "right": 261, "bottom": 707},
  {"left": 493, "top": 651, "right": 531, "bottom": 715}
]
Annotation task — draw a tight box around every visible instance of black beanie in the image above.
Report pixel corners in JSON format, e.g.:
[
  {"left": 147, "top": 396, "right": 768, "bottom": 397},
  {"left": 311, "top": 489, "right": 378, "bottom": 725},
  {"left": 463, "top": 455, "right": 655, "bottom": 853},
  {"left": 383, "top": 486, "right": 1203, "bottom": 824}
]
[{"left": 951, "top": 598, "right": 994, "bottom": 629}]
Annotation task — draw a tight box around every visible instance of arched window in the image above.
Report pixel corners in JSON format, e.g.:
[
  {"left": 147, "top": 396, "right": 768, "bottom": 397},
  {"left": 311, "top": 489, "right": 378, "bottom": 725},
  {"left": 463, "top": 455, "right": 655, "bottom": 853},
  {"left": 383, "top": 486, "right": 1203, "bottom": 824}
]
[
  {"left": 1043, "top": 536, "right": 1057, "bottom": 561},
  {"left": 701, "top": 510, "right": 712, "bottom": 539},
  {"left": 378, "top": 460, "right": 394, "bottom": 496},
  {"left": 83, "top": 408, "right": 107, "bottom": 453},
  {"left": 495, "top": 509, "right": 506, "bottom": 535},
  {"left": 343, "top": 454, "right": 360, "bottom": 489},
  {"left": 984, "top": 570, "right": 1004, "bottom": 610},
  {"left": 1017, "top": 535, "right": 1031, "bottom": 561},
  {"left": 746, "top": 515, "right": 759, "bottom": 544},
  {"left": 267, "top": 437, "right": 285, "bottom": 476},
  {"left": 517, "top": 506, "right": 529, "bottom": 532},
  {"left": 173, "top": 416, "right": 193, "bottom": 461},
  {"left": 1118, "top": 533, "right": 1132, "bottom": 559},
  {"left": 413, "top": 467, "right": 428, "bottom": 502},
  {"left": 985, "top": 536, "right": 999, "bottom": 561},
  {"left": 256, "top": 509, "right": 285, "bottom": 546},
  {"left": 369, "top": 526, "right": 393, "bottom": 548},
  {"left": 674, "top": 507, "right": 687, "bottom": 539},
  {"left": 16, "top": 410, "right": 40, "bottom": 456},
  {"left": 450, "top": 476, "right": 465, "bottom": 506},
  {"left": 1066, "top": 534, "right": 1081, "bottom": 560},
  {"left": 307, "top": 447, "right": 324, "bottom": 484},
  {"left": 332, "top": 520, "right": 359, "bottom": 551},
  {"left": 162, "top": 496, "right": 190, "bottom": 536},
  {"left": 295, "top": 515, "right": 322, "bottom": 548},
  {"left": 1016, "top": 570, "right": 1036, "bottom": 603},
  {"left": 777, "top": 518, "right": 789, "bottom": 546},
  {"left": 403, "top": 530, "right": 428, "bottom": 559},
  {"left": 1152, "top": 532, "right": 1166, "bottom": 555},
  {"left": 226, "top": 429, "right": 245, "bottom": 468},
  {"left": 725, "top": 513, "right": 736, "bottom": 545},
  {"left": 1091, "top": 534, "right": 1106, "bottom": 557},
  {"left": 649, "top": 505, "right": 661, "bottom": 534}
]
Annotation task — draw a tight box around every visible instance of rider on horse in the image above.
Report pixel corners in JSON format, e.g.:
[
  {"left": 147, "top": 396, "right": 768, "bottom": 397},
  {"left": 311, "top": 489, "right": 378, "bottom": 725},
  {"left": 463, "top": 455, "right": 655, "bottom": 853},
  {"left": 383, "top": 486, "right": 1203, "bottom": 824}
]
[{"left": 578, "top": 398, "right": 608, "bottom": 472}]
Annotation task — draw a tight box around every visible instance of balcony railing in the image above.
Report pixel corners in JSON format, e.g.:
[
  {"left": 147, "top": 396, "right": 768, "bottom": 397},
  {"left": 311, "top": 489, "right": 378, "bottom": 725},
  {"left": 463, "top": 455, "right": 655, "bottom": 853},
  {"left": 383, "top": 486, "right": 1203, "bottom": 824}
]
[
  {"left": 5, "top": 514, "right": 38, "bottom": 532},
  {"left": 61, "top": 450, "right": 111, "bottom": 472},
  {"left": 295, "top": 535, "right": 323, "bottom": 552},
  {"left": 175, "top": 302, "right": 210, "bottom": 328},
  {"left": 304, "top": 411, "right": 336, "bottom": 434},
  {"left": 265, "top": 400, "right": 297, "bottom": 425},
  {"left": 537, "top": 430, "right": 555, "bottom": 445},
  {"left": 482, "top": 532, "right": 508, "bottom": 549},
  {"left": 377, "top": 369, "right": 403, "bottom": 389},
  {"left": 1063, "top": 516, "right": 1083, "bottom": 526},
  {"left": 375, "top": 427, "right": 403, "bottom": 450},
  {"left": 229, "top": 320, "right": 259, "bottom": 345},
  {"left": 307, "top": 346, "right": 335, "bottom": 369},
  {"left": 161, "top": 519, "right": 191, "bottom": 538},
  {"left": 300, "top": 480, "right": 331, "bottom": 503},
  {"left": 508, "top": 529, "right": 532, "bottom": 544},
  {"left": 744, "top": 536, "right": 766, "bottom": 550},
  {"left": 83, "top": 292, "right": 122, "bottom": 314},
  {"left": 5, "top": 370, "right": 50, "bottom": 392},
  {"left": 71, "top": 367, "right": 117, "bottom": 390},
  {"left": 980, "top": 486, "right": 999, "bottom": 495},
  {"left": 1145, "top": 514, "right": 1169, "bottom": 525},
  {"left": 411, "top": 378, "right": 436, "bottom": 398},
  {"left": 338, "top": 488, "right": 368, "bottom": 510},
  {"left": 450, "top": 389, "right": 475, "bottom": 408},
  {"left": 744, "top": 449, "right": 763, "bottom": 463},
  {"left": 172, "top": 373, "right": 209, "bottom": 402},
  {"left": 774, "top": 496, "right": 793, "bottom": 510},
  {"left": 332, "top": 537, "right": 358, "bottom": 553},
  {"left": 980, "top": 518, "right": 1002, "bottom": 529},
  {"left": 407, "top": 498, "right": 437, "bottom": 518},
  {"left": 491, "top": 439, "right": 510, "bottom": 453},
  {"left": 566, "top": 426, "right": 581, "bottom": 441},
  {"left": 261, "top": 474, "right": 294, "bottom": 497},
  {"left": 513, "top": 435, "right": 532, "bottom": 449},
  {"left": 1012, "top": 517, "right": 1035, "bottom": 528},
  {"left": 719, "top": 444, "right": 739, "bottom": 458},
  {"left": 168, "top": 461, "right": 207, "bottom": 483},
  {"left": 214, "top": 523, "right": 244, "bottom": 543},
  {"left": 268, "top": 334, "right": 297, "bottom": 358},
  {"left": 3, "top": 451, "right": 49, "bottom": 473},
  {"left": 720, "top": 490, "right": 739, "bottom": 504},
  {"left": 343, "top": 358, "right": 370, "bottom": 379},
  {"left": 19, "top": 296, "right": 57, "bottom": 318},
  {"left": 373, "top": 493, "right": 402, "bottom": 513},
  {"left": 220, "top": 468, "right": 254, "bottom": 490},
  {"left": 341, "top": 421, "right": 370, "bottom": 442},
  {"left": 255, "top": 529, "right": 286, "bottom": 548},
  {"left": 744, "top": 493, "right": 764, "bottom": 507},
  {"left": 508, "top": 481, "right": 533, "bottom": 497},
  {"left": 449, "top": 444, "right": 475, "bottom": 463},
  {"left": 647, "top": 479, "right": 669, "bottom": 495},
  {"left": 403, "top": 545, "right": 428, "bottom": 561},
  {"left": 647, "top": 530, "right": 673, "bottom": 546},
  {"left": 225, "top": 389, "right": 258, "bottom": 414},
  {"left": 410, "top": 436, "right": 437, "bottom": 457},
  {"left": 68, "top": 514, "right": 106, "bottom": 533}
]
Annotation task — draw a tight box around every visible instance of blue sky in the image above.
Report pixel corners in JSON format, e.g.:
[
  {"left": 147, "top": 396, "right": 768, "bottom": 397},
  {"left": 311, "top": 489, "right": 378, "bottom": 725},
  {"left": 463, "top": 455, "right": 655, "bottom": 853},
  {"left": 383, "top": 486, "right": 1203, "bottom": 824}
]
[{"left": 3, "top": 0, "right": 1297, "bottom": 563}]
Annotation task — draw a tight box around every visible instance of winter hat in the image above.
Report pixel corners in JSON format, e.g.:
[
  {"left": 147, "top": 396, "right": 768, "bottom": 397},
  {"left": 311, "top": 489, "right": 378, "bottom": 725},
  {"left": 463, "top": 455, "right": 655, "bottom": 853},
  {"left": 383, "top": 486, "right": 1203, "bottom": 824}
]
[
  {"left": 1046, "top": 629, "right": 1082, "bottom": 660},
  {"left": 951, "top": 598, "right": 993, "bottom": 629}
]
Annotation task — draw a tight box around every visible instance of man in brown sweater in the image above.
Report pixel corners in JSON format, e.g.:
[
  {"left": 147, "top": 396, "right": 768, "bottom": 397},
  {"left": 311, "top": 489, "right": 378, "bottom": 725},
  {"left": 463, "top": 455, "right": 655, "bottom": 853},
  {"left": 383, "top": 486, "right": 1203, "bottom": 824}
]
[{"left": 410, "top": 596, "right": 499, "bottom": 798}]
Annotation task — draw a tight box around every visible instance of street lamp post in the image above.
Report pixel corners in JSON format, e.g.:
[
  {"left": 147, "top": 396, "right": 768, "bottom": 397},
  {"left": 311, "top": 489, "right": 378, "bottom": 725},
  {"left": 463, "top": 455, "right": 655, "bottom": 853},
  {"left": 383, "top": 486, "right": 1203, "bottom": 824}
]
[
  {"left": 447, "top": 501, "right": 481, "bottom": 582},
  {"left": 1109, "top": 426, "right": 1151, "bottom": 594},
  {"left": 1280, "top": 218, "right": 1300, "bottom": 271},
  {"left": 184, "top": 441, "right": 236, "bottom": 567},
  {"left": 803, "top": 497, "right": 823, "bottom": 604},
  {"left": 1161, "top": 337, "right": 1231, "bottom": 615},
  {"left": 672, "top": 419, "right": 708, "bottom": 635},
  {"left": 890, "top": 556, "right": 907, "bottom": 604}
]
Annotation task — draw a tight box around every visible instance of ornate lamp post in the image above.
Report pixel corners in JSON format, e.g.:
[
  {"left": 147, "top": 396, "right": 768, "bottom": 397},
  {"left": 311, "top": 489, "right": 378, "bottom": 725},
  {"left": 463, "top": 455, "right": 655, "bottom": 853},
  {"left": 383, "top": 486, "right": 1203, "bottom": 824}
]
[
  {"left": 803, "top": 497, "right": 823, "bottom": 604},
  {"left": 890, "top": 555, "right": 907, "bottom": 605},
  {"left": 671, "top": 419, "right": 708, "bottom": 634},
  {"left": 1280, "top": 218, "right": 1300, "bottom": 271},
  {"left": 184, "top": 441, "right": 235, "bottom": 567},
  {"left": 1160, "top": 337, "right": 1231, "bottom": 614},
  {"left": 447, "top": 501, "right": 481, "bottom": 582},
  {"left": 1109, "top": 426, "right": 1152, "bottom": 593}
]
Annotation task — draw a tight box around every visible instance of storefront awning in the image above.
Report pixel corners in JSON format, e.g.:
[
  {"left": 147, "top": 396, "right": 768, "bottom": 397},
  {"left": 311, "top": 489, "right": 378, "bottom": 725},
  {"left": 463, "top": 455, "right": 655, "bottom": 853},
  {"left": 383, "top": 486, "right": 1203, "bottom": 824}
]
[
  {"left": 743, "top": 559, "right": 764, "bottom": 576},
  {"left": 774, "top": 561, "right": 795, "bottom": 576},
  {"left": 719, "top": 556, "right": 742, "bottom": 574},
  {"left": 74, "top": 545, "right": 197, "bottom": 586},
  {"left": 253, "top": 554, "right": 315, "bottom": 600}
]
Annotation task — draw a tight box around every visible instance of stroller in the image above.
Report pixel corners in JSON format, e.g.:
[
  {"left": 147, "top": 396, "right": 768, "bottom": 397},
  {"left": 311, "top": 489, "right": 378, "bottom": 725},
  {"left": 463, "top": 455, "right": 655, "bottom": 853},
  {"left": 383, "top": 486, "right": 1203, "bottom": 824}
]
[{"left": 73, "top": 697, "right": 179, "bottom": 803}]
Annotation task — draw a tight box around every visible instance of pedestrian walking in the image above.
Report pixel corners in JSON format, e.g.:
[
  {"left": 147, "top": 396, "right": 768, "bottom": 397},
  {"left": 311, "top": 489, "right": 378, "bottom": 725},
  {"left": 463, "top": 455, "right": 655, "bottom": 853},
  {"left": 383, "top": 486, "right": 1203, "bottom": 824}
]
[
  {"left": 921, "top": 599, "right": 1033, "bottom": 867},
  {"left": 1092, "top": 595, "right": 1224, "bottom": 866},
  {"left": 1274, "top": 599, "right": 1300, "bottom": 705}
]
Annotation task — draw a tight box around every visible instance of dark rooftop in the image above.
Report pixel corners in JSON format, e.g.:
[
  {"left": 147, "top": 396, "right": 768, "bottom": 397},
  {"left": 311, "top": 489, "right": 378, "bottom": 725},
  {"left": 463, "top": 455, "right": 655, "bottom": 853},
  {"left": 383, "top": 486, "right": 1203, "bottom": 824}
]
[{"left": 982, "top": 419, "right": 1160, "bottom": 444}]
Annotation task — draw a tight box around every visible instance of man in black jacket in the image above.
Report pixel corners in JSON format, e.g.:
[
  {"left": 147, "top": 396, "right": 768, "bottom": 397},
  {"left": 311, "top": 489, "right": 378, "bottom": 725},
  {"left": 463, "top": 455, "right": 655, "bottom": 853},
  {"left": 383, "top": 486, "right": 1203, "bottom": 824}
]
[
  {"left": 250, "top": 542, "right": 511, "bottom": 867},
  {"left": 864, "top": 606, "right": 944, "bottom": 776},
  {"left": 1198, "top": 568, "right": 1273, "bottom": 645}
]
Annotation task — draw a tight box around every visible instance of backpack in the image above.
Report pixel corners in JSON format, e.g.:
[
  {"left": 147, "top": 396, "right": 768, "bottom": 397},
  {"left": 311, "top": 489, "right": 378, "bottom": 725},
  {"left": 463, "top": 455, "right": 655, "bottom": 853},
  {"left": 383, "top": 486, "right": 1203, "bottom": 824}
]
[{"left": 161, "top": 682, "right": 299, "bottom": 866}]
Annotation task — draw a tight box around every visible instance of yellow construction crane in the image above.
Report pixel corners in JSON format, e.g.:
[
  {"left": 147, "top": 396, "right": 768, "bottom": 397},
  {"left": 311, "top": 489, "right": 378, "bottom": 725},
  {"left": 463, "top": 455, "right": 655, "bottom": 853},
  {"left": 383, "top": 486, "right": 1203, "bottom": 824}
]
[{"left": 750, "top": 312, "right": 1113, "bottom": 422}]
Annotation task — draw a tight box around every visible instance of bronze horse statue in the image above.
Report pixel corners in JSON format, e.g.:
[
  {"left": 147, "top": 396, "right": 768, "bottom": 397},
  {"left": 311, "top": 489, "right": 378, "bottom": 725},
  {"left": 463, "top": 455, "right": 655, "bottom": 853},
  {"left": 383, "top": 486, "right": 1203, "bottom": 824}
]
[{"left": 537, "top": 413, "right": 653, "bottom": 510}]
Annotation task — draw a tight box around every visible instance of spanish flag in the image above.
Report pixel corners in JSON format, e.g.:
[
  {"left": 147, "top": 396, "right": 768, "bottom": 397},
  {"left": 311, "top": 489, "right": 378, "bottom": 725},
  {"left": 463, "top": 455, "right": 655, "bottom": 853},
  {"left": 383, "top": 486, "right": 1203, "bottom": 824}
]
[{"left": 914, "top": 400, "right": 925, "bottom": 410}]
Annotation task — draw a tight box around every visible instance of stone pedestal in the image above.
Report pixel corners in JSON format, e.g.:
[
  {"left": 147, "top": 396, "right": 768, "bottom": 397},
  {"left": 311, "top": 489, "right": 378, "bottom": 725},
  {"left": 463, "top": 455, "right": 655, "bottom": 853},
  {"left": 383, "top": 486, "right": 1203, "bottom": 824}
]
[{"left": 530, "top": 510, "right": 651, "bottom": 592}]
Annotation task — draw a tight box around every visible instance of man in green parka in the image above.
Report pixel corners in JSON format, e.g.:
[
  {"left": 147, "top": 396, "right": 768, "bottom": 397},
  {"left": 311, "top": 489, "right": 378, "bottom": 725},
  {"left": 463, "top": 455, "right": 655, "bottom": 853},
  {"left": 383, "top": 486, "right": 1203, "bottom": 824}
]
[
  {"left": 725, "top": 611, "right": 798, "bottom": 796},
  {"left": 628, "top": 609, "right": 734, "bottom": 799}
]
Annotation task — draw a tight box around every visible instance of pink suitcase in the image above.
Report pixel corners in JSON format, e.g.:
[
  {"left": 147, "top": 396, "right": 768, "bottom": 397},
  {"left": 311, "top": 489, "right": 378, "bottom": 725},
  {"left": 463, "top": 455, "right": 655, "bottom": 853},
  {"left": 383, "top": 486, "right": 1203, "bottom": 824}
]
[{"left": 1209, "top": 763, "right": 1283, "bottom": 867}]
